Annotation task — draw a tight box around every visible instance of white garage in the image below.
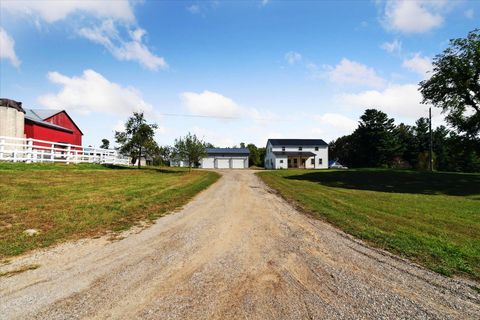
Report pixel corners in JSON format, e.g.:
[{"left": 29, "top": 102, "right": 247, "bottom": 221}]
[
  {"left": 215, "top": 158, "right": 230, "bottom": 169},
  {"left": 200, "top": 148, "right": 250, "bottom": 169}
]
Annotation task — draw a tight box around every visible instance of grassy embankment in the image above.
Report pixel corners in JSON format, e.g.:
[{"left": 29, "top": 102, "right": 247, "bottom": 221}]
[
  {"left": 0, "top": 163, "right": 219, "bottom": 258},
  {"left": 257, "top": 169, "right": 480, "bottom": 280}
]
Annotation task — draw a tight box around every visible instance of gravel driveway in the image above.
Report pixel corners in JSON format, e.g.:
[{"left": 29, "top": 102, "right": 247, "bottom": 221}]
[{"left": 1, "top": 170, "right": 479, "bottom": 319}]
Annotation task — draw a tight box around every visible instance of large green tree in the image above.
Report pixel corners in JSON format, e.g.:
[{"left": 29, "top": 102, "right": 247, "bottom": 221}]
[
  {"left": 353, "top": 109, "right": 399, "bottom": 167},
  {"left": 419, "top": 29, "right": 480, "bottom": 138},
  {"left": 173, "top": 132, "right": 207, "bottom": 170},
  {"left": 115, "top": 112, "right": 158, "bottom": 168},
  {"left": 246, "top": 143, "right": 259, "bottom": 167}
]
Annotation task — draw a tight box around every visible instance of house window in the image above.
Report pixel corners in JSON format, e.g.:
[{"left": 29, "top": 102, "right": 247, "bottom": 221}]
[
  {"left": 280, "top": 160, "right": 284, "bottom": 163},
  {"left": 298, "top": 147, "right": 302, "bottom": 151},
  {"left": 315, "top": 147, "right": 319, "bottom": 151},
  {"left": 293, "top": 158, "right": 297, "bottom": 164},
  {"left": 319, "top": 158, "right": 323, "bottom": 165},
  {"left": 282, "top": 146, "right": 285, "bottom": 151},
  {"left": 311, "top": 159, "right": 314, "bottom": 165}
]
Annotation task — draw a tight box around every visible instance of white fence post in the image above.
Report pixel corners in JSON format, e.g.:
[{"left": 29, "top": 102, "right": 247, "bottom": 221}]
[
  {"left": 26, "top": 139, "right": 33, "bottom": 163},
  {"left": 0, "top": 138, "right": 4, "bottom": 161},
  {"left": 66, "top": 144, "right": 71, "bottom": 164}
]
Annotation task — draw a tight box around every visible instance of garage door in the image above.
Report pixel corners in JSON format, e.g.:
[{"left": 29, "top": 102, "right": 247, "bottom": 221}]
[
  {"left": 216, "top": 158, "right": 230, "bottom": 169},
  {"left": 231, "top": 159, "right": 245, "bottom": 169}
]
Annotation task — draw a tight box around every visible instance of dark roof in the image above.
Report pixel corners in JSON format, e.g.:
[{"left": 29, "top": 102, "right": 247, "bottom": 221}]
[
  {"left": 0, "top": 98, "right": 25, "bottom": 113},
  {"left": 206, "top": 148, "right": 250, "bottom": 156},
  {"left": 273, "top": 151, "right": 316, "bottom": 157},
  {"left": 268, "top": 139, "right": 328, "bottom": 146},
  {"left": 24, "top": 109, "right": 73, "bottom": 133}
]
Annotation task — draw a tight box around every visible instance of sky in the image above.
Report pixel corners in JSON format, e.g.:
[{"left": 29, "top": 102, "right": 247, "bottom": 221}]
[{"left": 0, "top": 0, "right": 479, "bottom": 148}]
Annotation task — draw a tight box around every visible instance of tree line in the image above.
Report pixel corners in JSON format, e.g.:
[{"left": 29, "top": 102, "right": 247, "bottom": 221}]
[
  {"left": 329, "top": 109, "right": 479, "bottom": 172},
  {"left": 331, "top": 29, "right": 479, "bottom": 172}
]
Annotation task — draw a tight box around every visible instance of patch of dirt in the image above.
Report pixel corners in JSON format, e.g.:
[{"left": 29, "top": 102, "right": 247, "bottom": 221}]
[{"left": 1, "top": 170, "right": 479, "bottom": 319}]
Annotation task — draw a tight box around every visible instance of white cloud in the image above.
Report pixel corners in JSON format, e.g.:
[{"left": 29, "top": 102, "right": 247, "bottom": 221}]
[
  {"left": 0, "top": 0, "right": 134, "bottom": 23},
  {"left": 78, "top": 20, "right": 167, "bottom": 71},
  {"left": 315, "top": 113, "right": 358, "bottom": 132},
  {"left": 382, "top": 0, "right": 445, "bottom": 33},
  {"left": 180, "top": 90, "right": 244, "bottom": 119},
  {"left": 336, "top": 83, "right": 436, "bottom": 119},
  {"left": 187, "top": 4, "right": 201, "bottom": 14},
  {"left": 285, "top": 51, "right": 302, "bottom": 65},
  {"left": 380, "top": 39, "right": 402, "bottom": 54},
  {"left": 1, "top": 1, "right": 166, "bottom": 70},
  {"left": 261, "top": 0, "right": 270, "bottom": 6},
  {"left": 402, "top": 53, "right": 432, "bottom": 78},
  {"left": 464, "top": 9, "right": 474, "bottom": 19},
  {"left": 324, "top": 58, "right": 386, "bottom": 89},
  {"left": 38, "top": 69, "right": 153, "bottom": 116},
  {"left": 0, "top": 28, "right": 20, "bottom": 67}
]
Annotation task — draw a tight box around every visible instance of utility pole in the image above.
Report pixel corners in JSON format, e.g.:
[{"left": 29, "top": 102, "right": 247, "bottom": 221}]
[{"left": 429, "top": 107, "right": 433, "bottom": 172}]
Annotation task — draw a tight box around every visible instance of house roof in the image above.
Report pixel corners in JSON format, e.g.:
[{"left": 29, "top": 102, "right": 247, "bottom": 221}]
[
  {"left": 273, "top": 151, "right": 316, "bottom": 157},
  {"left": 24, "top": 109, "right": 73, "bottom": 133},
  {"left": 206, "top": 148, "right": 250, "bottom": 156},
  {"left": 268, "top": 139, "right": 328, "bottom": 146}
]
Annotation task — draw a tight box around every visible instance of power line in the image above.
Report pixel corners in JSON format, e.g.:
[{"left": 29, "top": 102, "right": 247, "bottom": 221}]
[{"left": 156, "top": 112, "right": 293, "bottom": 122}]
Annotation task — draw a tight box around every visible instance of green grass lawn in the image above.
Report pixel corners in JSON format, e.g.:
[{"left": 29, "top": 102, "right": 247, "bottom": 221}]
[
  {"left": 0, "top": 163, "right": 219, "bottom": 259},
  {"left": 257, "top": 169, "right": 480, "bottom": 280}
]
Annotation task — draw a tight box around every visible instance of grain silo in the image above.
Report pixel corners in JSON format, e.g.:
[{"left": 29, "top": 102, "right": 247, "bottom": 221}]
[{"left": 0, "top": 98, "right": 25, "bottom": 139}]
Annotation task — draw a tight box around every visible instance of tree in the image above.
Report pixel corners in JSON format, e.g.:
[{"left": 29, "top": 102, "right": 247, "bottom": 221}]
[
  {"left": 240, "top": 142, "right": 246, "bottom": 148},
  {"left": 258, "top": 147, "right": 266, "bottom": 167},
  {"left": 173, "top": 132, "right": 206, "bottom": 170},
  {"left": 100, "top": 138, "right": 110, "bottom": 149},
  {"left": 353, "top": 109, "right": 399, "bottom": 167},
  {"left": 419, "top": 29, "right": 480, "bottom": 139},
  {"left": 152, "top": 146, "right": 172, "bottom": 166},
  {"left": 246, "top": 143, "right": 259, "bottom": 167},
  {"left": 115, "top": 112, "right": 158, "bottom": 168}
]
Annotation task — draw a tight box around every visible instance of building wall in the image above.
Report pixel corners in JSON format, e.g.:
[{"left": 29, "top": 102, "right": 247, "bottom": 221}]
[
  {"left": 43, "top": 112, "right": 82, "bottom": 145},
  {"left": 0, "top": 106, "right": 24, "bottom": 138},
  {"left": 24, "top": 122, "right": 79, "bottom": 147},
  {"left": 265, "top": 141, "right": 329, "bottom": 169},
  {"left": 201, "top": 156, "right": 249, "bottom": 169}
]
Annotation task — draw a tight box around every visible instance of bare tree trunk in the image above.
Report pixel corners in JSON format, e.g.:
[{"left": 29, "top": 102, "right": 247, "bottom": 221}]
[{"left": 138, "top": 147, "right": 142, "bottom": 169}]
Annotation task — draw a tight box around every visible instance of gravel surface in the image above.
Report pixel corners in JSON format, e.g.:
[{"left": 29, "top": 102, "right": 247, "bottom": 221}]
[{"left": 1, "top": 170, "right": 479, "bottom": 319}]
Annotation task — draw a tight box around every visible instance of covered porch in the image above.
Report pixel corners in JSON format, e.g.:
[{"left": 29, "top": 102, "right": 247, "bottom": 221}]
[{"left": 273, "top": 151, "right": 315, "bottom": 169}]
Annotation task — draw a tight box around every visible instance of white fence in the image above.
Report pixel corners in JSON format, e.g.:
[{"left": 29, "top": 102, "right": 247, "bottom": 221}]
[{"left": 0, "top": 136, "right": 130, "bottom": 165}]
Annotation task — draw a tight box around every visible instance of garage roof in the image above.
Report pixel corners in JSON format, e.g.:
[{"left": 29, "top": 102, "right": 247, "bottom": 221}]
[{"left": 206, "top": 148, "right": 250, "bottom": 156}]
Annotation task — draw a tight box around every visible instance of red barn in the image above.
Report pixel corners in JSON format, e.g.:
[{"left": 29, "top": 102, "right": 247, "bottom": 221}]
[{"left": 24, "top": 109, "right": 83, "bottom": 146}]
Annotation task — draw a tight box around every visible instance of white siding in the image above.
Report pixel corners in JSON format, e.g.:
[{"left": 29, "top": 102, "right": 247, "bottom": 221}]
[{"left": 264, "top": 141, "right": 329, "bottom": 169}]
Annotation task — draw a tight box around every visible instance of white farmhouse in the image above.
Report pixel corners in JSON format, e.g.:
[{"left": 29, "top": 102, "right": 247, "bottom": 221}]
[
  {"left": 264, "top": 139, "right": 328, "bottom": 169},
  {"left": 201, "top": 148, "right": 249, "bottom": 169}
]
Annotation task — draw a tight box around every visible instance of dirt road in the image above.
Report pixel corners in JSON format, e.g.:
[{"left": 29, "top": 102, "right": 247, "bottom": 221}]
[{"left": 1, "top": 170, "right": 479, "bottom": 319}]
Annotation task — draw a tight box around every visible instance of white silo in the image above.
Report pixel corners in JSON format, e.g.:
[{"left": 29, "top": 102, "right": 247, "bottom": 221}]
[{"left": 0, "top": 99, "right": 25, "bottom": 138}]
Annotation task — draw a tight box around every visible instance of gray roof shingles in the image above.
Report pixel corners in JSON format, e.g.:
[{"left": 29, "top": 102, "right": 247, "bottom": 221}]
[{"left": 268, "top": 139, "right": 328, "bottom": 146}]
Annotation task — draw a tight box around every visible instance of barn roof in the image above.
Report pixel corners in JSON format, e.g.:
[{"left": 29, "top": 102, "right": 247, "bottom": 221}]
[
  {"left": 267, "top": 139, "right": 328, "bottom": 146},
  {"left": 206, "top": 148, "right": 250, "bottom": 156},
  {"left": 24, "top": 109, "right": 73, "bottom": 133},
  {"left": 31, "top": 109, "right": 62, "bottom": 120}
]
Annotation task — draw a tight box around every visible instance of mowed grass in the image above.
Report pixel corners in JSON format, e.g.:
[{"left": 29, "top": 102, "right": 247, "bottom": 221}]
[
  {"left": 257, "top": 169, "right": 480, "bottom": 280},
  {"left": 0, "top": 162, "right": 219, "bottom": 258}
]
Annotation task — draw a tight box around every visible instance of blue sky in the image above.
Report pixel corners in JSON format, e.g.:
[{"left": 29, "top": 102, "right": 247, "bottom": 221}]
[{"left": 1, "top": 0, "right": 479, "bottom": 147}]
